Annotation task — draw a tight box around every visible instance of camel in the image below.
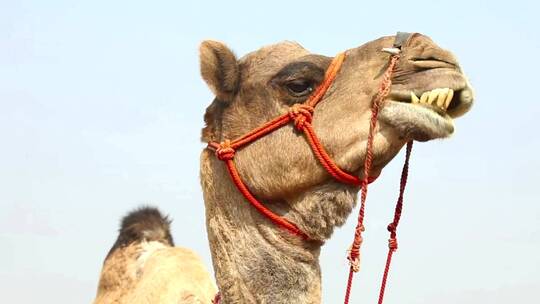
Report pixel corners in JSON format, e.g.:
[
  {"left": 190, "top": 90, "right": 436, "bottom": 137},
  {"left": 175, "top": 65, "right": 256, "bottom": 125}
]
[
  {"left": 93, "top": 33, "right": 474, "bottom": 304},
  {"left": 93, "top": 207, "right": 217, "bottom": 304}
]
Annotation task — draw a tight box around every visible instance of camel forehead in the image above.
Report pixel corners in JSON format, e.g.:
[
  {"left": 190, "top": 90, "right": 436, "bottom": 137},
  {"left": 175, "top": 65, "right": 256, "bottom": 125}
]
[{"left": 239, "top": 41, "right": 311, "bottom": 82}]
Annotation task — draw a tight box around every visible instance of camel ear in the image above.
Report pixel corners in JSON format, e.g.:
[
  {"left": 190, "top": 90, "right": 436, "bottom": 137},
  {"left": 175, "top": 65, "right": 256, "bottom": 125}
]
[{"left": 199, "top": 40, "right": 239, "bottom": 102}]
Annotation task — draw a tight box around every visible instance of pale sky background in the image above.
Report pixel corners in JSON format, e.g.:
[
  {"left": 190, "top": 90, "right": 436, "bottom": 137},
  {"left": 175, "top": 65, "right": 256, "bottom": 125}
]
[{"left": 1, "top": 1, "right": 539, "bottom": 303}]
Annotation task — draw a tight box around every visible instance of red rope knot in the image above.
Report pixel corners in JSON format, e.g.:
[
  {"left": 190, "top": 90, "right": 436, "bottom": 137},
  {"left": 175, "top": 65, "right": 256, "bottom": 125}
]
[
  {"left": 212, "top": 292, "right": 221, "bottom": 304},
  {"left": 346, "top": 224, "right": 365, "bottom": 272},
  {"left": 387, "top": 223, "right": 397, "bottom": 234},
  {"left": 215, "top": 139, "right": 235, "bottom": 161},
  {"left": 288, "top": 104, "right": 314, "bottom": 131},
  {"left": 388, "top": 238, "right": 398, "bottom": 251}
]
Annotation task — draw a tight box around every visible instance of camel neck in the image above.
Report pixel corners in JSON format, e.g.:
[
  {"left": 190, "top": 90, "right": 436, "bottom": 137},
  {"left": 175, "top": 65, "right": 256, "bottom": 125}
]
[
  {"left": 209, "top": 221, "right": 322, "bottom": 304},
  {"left": 200, "top": 151, "right": 323, "bottom": 304}
]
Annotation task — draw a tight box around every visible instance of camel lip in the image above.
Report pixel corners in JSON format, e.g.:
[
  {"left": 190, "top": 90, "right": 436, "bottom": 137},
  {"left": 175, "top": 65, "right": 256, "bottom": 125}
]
[
  {"left": 379, "top": 100, "right": 455, "bottom": 141},
  {"left": 385, "top": 98, "right": 453, "bottom": 122},
  {"left": 409, "top": 58, "right": 457, "bottom": 69}
]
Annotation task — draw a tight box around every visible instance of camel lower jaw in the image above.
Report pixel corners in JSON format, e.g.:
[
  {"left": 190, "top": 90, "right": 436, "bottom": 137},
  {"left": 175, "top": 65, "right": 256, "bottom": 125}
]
[{"left": 379, "top": 100, "right": 455, "bottom": 142}]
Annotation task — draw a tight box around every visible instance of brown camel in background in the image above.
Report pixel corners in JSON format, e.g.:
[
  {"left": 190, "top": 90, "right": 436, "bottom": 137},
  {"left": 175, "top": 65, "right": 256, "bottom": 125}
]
[{"left": 94, "top": 33, "right": 474, "bottom": 303}]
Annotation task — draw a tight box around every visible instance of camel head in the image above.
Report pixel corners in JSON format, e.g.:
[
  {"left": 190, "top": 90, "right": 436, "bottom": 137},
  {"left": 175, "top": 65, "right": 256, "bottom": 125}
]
[{"left": 199, "top": 33, "right": 473, "bottom": 241}]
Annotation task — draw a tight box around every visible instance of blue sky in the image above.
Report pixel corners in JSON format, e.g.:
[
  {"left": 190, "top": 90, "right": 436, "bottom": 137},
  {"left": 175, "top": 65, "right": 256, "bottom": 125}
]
[{"left": 1, "top": 1, "right": 539, "bottom": 303}]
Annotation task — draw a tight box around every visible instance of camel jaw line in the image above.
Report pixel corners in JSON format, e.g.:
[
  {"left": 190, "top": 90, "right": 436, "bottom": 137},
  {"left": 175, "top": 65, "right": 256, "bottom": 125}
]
[{"left": 379, "top": 100, "right": 455, "bottom": 141}]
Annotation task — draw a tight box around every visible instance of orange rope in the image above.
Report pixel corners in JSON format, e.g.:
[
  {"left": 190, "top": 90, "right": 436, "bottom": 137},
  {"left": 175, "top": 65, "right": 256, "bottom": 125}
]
[
  {"left": 230, "top": 115, "right": 291, "bottom": 150},
  {"left": 302, "top": 124, "right": 362, "bottom": 185},
  {"left": 224, "top": 159, "right": 309, "bottom": 238},
  {"left": 307, "top": 53, "right": 346, "bottom": 108}
]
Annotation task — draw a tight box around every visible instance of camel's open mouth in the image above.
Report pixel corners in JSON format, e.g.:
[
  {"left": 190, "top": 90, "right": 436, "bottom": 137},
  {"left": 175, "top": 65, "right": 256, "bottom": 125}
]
[
  {"left": 379, "top": 85, "right": 474, "bottom": 141},
  {"left": 388, "top": 86, "right": 473, "bottom": 119}
]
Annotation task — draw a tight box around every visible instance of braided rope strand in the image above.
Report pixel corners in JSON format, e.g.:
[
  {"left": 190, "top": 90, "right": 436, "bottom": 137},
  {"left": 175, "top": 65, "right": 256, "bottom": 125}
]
[
  {"left": 343, "top": 54, "right": 400, "bottom": 304},
  {"left": 377, "top": 140, "right": 413, "bottom": 304}
]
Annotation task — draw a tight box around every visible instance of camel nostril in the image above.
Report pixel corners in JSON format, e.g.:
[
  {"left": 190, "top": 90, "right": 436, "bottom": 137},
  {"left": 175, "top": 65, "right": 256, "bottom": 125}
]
[
  {"left": 446, "top": 87, "right": 474, "bottom": 118},
  {"left": 459, "top": 87, "right": 474, "bottom": 104},
  {"left": 410, "top": 56, "right": 457, "bottom": 69}
]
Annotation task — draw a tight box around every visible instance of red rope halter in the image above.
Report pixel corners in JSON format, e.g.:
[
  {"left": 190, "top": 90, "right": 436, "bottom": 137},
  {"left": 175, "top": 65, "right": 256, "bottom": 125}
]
[
  {"left": 207, "top": 33, "right": 415, "bottom": 304},
  {"left": 206, "top": 52, "right": 372, "bottom": 239}
]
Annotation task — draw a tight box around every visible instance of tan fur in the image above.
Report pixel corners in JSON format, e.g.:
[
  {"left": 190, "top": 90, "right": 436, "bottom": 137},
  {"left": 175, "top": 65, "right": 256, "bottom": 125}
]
[
  {"left": 94, "top": 243, "right": 140, "bottom": 303},
  {"left": 200, "top": 40, "right": 240, "bottom": 102},
  {"left": 95, "top": 243, "right": 216, "bottom": 304},
  {"left": 94, "top": 208, "right": 217, "bottom": 304}
]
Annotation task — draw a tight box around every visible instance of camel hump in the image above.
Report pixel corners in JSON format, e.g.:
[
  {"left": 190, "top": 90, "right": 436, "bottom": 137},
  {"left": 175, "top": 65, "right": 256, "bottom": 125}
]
[
  {"left": 106, "top": 206, "right": 174, "bottom": 258},
  {"left": 119, "top": 206, "right": 174, "bottom": 246},
  {"left": 119, "top": 206, "right": 174, "bottom": 245}
]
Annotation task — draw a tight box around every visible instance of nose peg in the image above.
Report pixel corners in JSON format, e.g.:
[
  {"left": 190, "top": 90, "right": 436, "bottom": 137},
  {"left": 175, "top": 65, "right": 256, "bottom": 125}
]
[
  {"left": 381, "top": 31, "right": 414, "bottom": 55},
  {"left": 381, "top": 47, "right": 401, "bottom": 55}
]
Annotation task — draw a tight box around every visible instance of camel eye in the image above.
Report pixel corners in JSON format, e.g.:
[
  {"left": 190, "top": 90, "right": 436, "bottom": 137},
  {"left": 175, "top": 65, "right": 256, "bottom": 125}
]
[{"left": 286, "top": 79, "right": 314, "bottom": 96}]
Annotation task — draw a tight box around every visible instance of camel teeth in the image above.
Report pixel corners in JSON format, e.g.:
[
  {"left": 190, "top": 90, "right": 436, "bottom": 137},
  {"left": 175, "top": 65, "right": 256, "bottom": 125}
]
[
  {"left": 414, "top": 88, "right": 454, "bottom": 110},
  {"left": 436, "top": 88, "right": 448, "bottom": 108},
  {"left": 428, "top": 89, "right": 440, "bottom": 104},
  {"left": 445, "top": 89, "right": 454, "bottom": 109},
  {"left": 411, "top": 92, "right": 420, "bottom": 104},
  {"left": 410, "top": 88, "right": 454, "bottom": 110},
  {"left": 420, "top": 91, "right": 429, "bottom": 104}
]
